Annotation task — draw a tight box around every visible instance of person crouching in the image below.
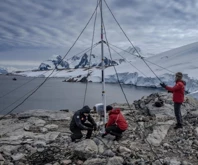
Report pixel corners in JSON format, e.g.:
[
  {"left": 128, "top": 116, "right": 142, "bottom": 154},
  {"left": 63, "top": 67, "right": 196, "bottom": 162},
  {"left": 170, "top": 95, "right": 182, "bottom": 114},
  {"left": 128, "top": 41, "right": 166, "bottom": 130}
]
[
  {"left": 70, "top": 105, "right": 97, "bottom": 142},
  {"left": 102, "top": 105, "right": 128, "bottom": 141}
]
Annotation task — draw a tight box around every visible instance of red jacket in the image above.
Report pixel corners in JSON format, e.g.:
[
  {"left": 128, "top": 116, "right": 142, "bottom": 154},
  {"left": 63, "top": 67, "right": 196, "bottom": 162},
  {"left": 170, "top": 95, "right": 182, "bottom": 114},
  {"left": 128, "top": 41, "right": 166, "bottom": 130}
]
[
  {"left": 106, "top": 108, "right": 128, "bottom": 131},
  {"left": 165, "top": 80, "right": 185, "bottom": 103}
]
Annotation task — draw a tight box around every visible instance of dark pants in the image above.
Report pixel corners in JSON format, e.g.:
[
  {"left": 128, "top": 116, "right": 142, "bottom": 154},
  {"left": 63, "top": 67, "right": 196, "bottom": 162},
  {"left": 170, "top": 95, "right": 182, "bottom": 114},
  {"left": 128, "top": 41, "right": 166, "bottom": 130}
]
[
  {"left": 70, "top": 123, "right": 93, "bottom": 141},
  {"left": 105, "top": 125, "right": 124, "bottom": 138},
  {"left": 174, "top": 102, "right": 182, "bottom": 125}
]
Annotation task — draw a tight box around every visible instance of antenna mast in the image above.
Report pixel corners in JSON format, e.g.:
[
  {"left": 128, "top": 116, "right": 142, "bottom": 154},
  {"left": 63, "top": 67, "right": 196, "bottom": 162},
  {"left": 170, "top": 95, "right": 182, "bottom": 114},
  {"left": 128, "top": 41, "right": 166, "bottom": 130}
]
[{"left": 100, "top": 0, "right": 107, "bottom": 132}]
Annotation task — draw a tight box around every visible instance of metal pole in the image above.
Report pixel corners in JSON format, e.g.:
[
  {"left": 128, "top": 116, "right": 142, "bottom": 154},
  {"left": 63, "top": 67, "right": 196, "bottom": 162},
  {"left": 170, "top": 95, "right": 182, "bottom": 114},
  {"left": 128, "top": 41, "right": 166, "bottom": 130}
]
[{"left": 100, "top": 0, "right": 107, "bottom": 133}]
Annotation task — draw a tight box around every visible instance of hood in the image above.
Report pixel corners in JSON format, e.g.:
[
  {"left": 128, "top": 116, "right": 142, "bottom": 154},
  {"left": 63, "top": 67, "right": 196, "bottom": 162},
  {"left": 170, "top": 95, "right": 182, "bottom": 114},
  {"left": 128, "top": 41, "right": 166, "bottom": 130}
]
[
  {"left": 80, "top": 105, "right": 91, "bottom": 114},
  {"left": 109, "top": 108, "right": 121, "bottom": 115},
  {"left": 176, "top": 80, "right": 186, "bottom": 86}
]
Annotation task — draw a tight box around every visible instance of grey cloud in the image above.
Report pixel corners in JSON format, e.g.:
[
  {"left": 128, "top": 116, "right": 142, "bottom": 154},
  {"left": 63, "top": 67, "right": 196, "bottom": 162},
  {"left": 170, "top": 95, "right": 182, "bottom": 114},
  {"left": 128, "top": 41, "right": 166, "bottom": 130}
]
[{"left": 0, "top": 0, "right": 198, "bottom": 69}]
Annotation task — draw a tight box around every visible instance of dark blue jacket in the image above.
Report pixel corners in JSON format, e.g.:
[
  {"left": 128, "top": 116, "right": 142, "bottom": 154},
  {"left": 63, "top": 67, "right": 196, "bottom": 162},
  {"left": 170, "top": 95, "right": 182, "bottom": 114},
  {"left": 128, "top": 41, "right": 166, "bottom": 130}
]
[{"left": 70, "top": 106, "right": 96, "bottom": 130}]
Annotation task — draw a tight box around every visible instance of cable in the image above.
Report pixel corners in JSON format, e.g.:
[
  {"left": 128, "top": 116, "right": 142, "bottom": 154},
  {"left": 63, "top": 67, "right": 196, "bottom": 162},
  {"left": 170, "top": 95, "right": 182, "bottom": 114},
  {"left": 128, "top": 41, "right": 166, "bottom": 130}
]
[
  {"left": 83, "top": 0, "right": 98, "bottom": 106},
  {"left": 67, "top": 43, "right": 99, "bottom": 68},
  {"left": 103, "top": 0, "right": 163, "bottom": 83},
  {"left": 108, "top": 43, "right": 195, "bottom": 96},
  {"left": 101, "top": 6, "right": 164, "bottom": 164},
  {"left": 0, "top": 71, "right": 48, "bottom": 99},
  {"left": 107, "top": 44, "right": 148, "bottom": 77},
  {"left": 0, "top": 84, "right": 43, "bottom": 114},
  {"left": 67, "top": 43, "right": 99, "bottom": 61},
  {"left": 0, "top": 0, "right": 100, "bottom": 120},
  {"left": 109, "top": 43, "right": 175, "bottom": 74}
]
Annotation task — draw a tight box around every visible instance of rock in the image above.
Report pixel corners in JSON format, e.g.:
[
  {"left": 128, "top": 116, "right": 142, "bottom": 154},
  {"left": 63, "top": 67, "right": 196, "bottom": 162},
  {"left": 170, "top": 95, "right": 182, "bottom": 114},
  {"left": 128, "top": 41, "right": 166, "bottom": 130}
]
[
  {"left": 146, "top": 120, "right": 174, "bottom": 146},
  {"left": 11, "top": 153, "right": 25, "bottom": 161},
  {"left": 18, "top": 109, "right": 72, "bottom": 121},
  {"left": 181, "top": 161, "right": 193, "bottom": 165},
  {"left": 167, "top": 158, "right": 181, "bottom": 165},
  {"left": 154, "top": 157, "right": 181, "bottom": 165},
  {"left": 76, "top": 160, "right": 84, "bottom": 165},
  {"left": 83, "top": 158, "right": 106, "bottom": 165},
  {"left": 92, "top": 137, "right": 105, "bottom": 154},
  {"left": 53, "top": 163, "right": 60, "bottom": 165},
  {"left": 60, "top": 159, "right": 72, "bottom": 165},
  {"left": 45, "top": 132, "right": 60, "bottom": 143},
  {"left": 0, "top": 119, "right": 24, "bottom": 136},
  {"left": 163, "top": 143, "right": 170, "bottom": 149},
  {"left": 0, "top": 153, "right": 5, "bottom": 161},
  {"left": 34, "top": 141, "right": 46, "bottom": 147},
  {"left": 147, "top": 103, "right": 176, "bottom": 118},
  {"left": 195, "top": 127, "right": 198, "bottom": 136},
  {"left": 25, "top": 144, "right": 37, "bottom": 154},
  {"left": 103, "top": 149, "right": 115, "bottom": 157},
  {"left": 0, "top": 145, "right": 20, "bottom": 156},
  {"left": 118, "top": 146, "right": 131, "bottom": 153},
  {"left": 40, "top": 127, "right": 48, "bottom": 133},
  {"left": 44, "top": 124, "right": 59, "bottom": 131},
  {"left": 73, "top": 139, "right": 98, "bottom": 159},
  {"left": 26, "top": 117, "right": 46, "bottom": 127},
  {"left": 107, "top": 156, "right": 124, "bottom": 165},
  {"left": 34, "top": 140, "right": 46, "bottom": 152}
]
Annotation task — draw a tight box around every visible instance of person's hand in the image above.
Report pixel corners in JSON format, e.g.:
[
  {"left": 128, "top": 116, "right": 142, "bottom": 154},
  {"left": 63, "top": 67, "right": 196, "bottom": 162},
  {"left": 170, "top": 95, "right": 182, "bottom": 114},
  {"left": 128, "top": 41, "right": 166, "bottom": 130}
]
[
  {"left": 87, "top": 127, "right": 93, "bottom": 131},
  {"left": 93, "top": 125, "right": 97, "bottom": 131},
  {"left": 160, "top": 82, "right": 166, "bottom": 88}
]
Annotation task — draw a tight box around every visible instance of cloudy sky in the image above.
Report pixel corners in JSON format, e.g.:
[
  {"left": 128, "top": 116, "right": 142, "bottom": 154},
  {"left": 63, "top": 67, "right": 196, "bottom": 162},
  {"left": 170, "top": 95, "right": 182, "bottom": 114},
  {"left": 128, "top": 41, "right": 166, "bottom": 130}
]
[{"left": 0, "top": 0, "right": 198, "bottom": 69}]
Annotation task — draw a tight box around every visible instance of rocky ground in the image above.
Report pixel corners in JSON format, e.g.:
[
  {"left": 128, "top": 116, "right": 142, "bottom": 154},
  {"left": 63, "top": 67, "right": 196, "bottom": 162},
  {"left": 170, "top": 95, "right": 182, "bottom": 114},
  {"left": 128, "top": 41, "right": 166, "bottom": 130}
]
[{"left": 0, "top": 92, "right": 198, "bottom": 165}]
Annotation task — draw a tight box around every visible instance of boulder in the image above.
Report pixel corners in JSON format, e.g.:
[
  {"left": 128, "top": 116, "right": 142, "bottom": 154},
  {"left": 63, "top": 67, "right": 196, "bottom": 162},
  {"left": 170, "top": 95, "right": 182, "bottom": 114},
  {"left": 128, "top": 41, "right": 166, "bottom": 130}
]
[
  {"left": 146, "top": 120, "right": 174, "bottom": 146},
  {"left": 83, "top": 158, "right": 106, "bottom": 165},
  {"left": 44, "top": 124, "right": 59, "bottom": 131},
  {"left": 107, "top": 156, "right": 124, "bottom": 165},
  {"left": 73, "top": 139, "right": 98, "bottom": 159}
]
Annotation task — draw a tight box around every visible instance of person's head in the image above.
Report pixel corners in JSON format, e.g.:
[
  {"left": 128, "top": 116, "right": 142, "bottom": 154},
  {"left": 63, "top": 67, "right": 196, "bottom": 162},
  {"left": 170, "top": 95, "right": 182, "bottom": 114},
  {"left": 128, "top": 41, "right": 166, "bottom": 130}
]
[
  {"left": 106, "top": 105, "right": 113, "bottom": 113},
  {"left": 175, "top": 72, "right": 183, "bottom": 81},
  {"left": 81, "top": 105, "right": 91, "bottom": 116}
]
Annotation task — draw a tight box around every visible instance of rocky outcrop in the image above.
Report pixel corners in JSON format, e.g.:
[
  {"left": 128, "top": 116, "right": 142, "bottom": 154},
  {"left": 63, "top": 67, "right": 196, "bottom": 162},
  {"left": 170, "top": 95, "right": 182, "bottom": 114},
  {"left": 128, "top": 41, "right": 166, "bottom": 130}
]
[{"left": 0, "top": 93, "right": 198, "bottom": 164}]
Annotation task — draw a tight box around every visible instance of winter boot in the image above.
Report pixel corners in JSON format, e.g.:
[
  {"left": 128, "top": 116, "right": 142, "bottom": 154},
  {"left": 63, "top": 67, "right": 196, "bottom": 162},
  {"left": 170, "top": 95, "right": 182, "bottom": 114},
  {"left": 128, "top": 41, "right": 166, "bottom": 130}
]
[
  {"left": 113, "top": 135, "right": 122, "bottom": 141},
  {"left": 174, "top": 123, "right": 183, "bottom": 129}
]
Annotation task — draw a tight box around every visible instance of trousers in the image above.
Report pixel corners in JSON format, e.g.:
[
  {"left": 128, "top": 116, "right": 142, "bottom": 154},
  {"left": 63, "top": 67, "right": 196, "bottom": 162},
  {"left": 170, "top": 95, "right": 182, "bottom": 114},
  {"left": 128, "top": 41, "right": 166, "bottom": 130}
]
[
  {"left": 70, "top": 123, "right": 93, "bottom": 140},
  {"left": 174, "top": 102, "right": 182, "bottom": 125},
  {"left": 105, "top": 125, "right": 124, "bottom": 137}
]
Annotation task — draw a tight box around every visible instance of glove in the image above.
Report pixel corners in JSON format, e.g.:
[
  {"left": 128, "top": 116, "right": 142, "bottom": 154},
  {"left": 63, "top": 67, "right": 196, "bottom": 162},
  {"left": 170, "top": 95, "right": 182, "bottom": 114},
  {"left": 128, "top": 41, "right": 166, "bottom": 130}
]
[
  {"left": 101, "top": 133, "right": 107, "bottom": 138},
  {"left": 160, "top": 83, "right": 166, "bottom": 88}
]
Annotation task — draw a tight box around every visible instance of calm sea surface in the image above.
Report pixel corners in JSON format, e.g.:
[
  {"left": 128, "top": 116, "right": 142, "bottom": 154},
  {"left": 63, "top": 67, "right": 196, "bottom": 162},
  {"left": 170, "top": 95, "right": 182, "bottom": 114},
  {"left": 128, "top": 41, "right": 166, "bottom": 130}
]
[{"left": 0, "top": 75, "right": 162, "bottom": 114}]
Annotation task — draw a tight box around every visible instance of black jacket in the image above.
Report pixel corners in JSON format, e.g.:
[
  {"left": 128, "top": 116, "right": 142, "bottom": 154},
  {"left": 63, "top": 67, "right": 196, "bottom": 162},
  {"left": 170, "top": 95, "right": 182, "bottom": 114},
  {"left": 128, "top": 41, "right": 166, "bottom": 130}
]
[{"left": 70, "top": 106, "right": 96, "bottom": 130}]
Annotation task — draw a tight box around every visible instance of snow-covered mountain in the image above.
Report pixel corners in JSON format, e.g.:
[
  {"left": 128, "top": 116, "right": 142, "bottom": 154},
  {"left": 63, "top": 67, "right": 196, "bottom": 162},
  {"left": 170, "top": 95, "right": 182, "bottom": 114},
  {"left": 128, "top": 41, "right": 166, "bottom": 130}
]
[
  {"left": 15, "top": 42, "right": 198, "bottom": 99},
  {"left": 0, "top": 67, "right": 8, "bottom": 74},
  {"left": 39, "top": 53, "right": 119, "bottom": 70},
  {"left": 0, "top": 66, "right": 19, "bottom": 74},
  {"left": 73, "top": 53, "right": 118, "bottom": 69},
  {"left": 38, "top": 55, "right": 70, "bottom": 70},
  {"left": 38, "top": 46, "right": 148, "bottom": 70}
]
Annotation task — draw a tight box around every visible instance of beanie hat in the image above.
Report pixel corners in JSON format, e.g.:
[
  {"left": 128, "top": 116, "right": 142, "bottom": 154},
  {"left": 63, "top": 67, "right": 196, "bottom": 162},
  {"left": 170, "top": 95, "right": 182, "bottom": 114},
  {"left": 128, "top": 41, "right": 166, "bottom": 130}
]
[
  {"left": 176, "top": 72, "right": 183, "bottom": 79},
  {"left": 106, "top": 105, "right": 113, "bottom": 112}
]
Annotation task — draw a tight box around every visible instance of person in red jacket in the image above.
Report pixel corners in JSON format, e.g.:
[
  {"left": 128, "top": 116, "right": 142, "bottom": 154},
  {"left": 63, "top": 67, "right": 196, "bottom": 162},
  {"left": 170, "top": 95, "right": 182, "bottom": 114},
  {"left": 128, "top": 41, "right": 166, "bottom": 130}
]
[
  {"left": 160, "top": 72, "right": 185, "bottom": 129},
  {"left": 102, "top": 105, "right": 128, "bottom": 141}
]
